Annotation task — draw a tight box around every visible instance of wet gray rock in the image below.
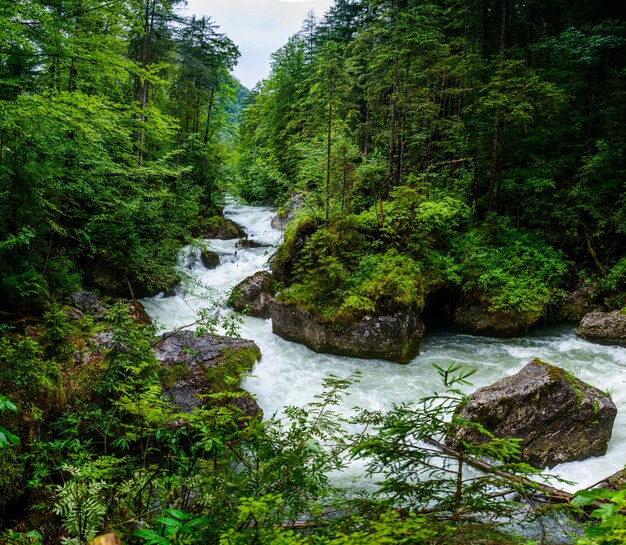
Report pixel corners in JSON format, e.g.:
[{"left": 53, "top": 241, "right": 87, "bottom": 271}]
[
  {"left": 270, "top": 301, "right": 424, "bottom": 364},
  {"left": 236, "top": 238, "right": 270, "bottom": 249},
  {"left": 452, "top": 297, "right": 538, "bottom": 336},
  {"left": 196, "top": 217, "right": 246, "bottom": 240},
  {"left": 230, "top": 394, "right": 263, "bottom": 419},
  {"left": 229, "top": 271, "right": 277, "bottom": 319},
  {"left": 201, "top": 250, "right": 221, "bottom": 269},
  {"left": 271, "top": 194, "right": 304, "bottom": 231},
  {"left": 66, "top": 307, "right": 85, "bottom": 321},
  {"left": 595, "top": 468, "right": 626, "bottom": 491},
  {"left": 68, "top": 290, "right": 108, "bottom": 321},
  {"left": 577, "top": 311, "right": 626, "bottom": 347},
  {"left": 447, "top": 359, "right": 617, "bottom": 468},
  {"left": 153, "top": 330, "right": 260, "bottom": 413},
  {"left": 556, "top": 286, "right": 601, "bottom": 323},
  {"left": 69, "top": 290, "right": 102, "bottom": 312}
]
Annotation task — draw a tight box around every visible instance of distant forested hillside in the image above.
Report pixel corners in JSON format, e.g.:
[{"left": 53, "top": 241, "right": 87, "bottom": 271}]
[{"left": 236, "top": 0, "right": 626, "bottom": 324}]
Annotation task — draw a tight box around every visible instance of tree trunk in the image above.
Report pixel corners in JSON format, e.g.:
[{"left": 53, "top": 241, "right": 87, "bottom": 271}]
[
  {"left": 487, "top": 0, "right": 507, "bottom": 212},
  {"left": 325, "top": 70, "right": 333, "bottom": 227},
  {"left": 387, "top": 51, "right": 398, "bottom": 193},
  {"left": 204, "top": 85, "right": 216, "bottom": 145}
]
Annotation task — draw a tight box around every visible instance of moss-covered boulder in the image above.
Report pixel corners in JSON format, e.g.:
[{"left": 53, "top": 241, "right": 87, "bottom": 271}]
[
  {"left": 195, "top": 217, "right": 246, "bottom": 240},
  {"left": 577, "top": 311, "right": 626, "bottom": 346},
  {"left": 451, "top": 295, "right": 539, "bottom": 336},
  {"left": 153, "top": 330, "right": 261, "bottom": 413},
  {"left": 201, "top": 249, "right": 221, "bottom": 269},
  {"left": 447, "top": 359, "right": 617, "bottom": 468},
  {"left": 270, "top": 301, "right": 424, "bottom": 364},
  {"left": 229, "top": 271, "right": 278, "bottom": 319},
  {"left": 555, "top": 286, "right": 601, "bottom": 323}
]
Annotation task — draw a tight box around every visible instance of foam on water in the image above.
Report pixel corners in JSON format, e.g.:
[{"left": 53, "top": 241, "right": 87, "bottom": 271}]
[{"left": 142, "top": 202, "right": 626, "bottom": 493}]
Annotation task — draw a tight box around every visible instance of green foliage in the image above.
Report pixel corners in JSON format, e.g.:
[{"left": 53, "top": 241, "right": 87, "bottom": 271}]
[
  {"left": 52, "top": 463, "right": 111, "bottom": 544},
  {"left": 0, "top": 439, "right": 23, "bottom": 507},
  {"left": 451, "top": 223, "right": 569, "bottom": 319},
  {"left": 596, "top": 258, "right": 626, "bottom": 309},
  {"left": 205, "top": 347, "right": 261, "bottom": 393},
  {"left": 0, "top": 0, "right": 242, "bottom": 309},
  {"left": 573, "top": 487, "right": 626, "bottom": 544},
  {"left": 134, "top": 508, "right": 210, "bottom": 545},
  {"left": 339, "top": 250, "right": 424, "bottom": 318},
  {"left": 0, "top": 530, "right": 43, "bottom": 545},
  {"left": 0, "top": 336, "right": 63, "bottom": 409},
  {"left": 0, "top": 394, "right": 20, "bottom": 450}
]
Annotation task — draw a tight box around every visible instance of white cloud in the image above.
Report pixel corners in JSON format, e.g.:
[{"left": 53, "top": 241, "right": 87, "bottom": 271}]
[{"left": 184, "top": 0, "right": 334, "bottom": 88}]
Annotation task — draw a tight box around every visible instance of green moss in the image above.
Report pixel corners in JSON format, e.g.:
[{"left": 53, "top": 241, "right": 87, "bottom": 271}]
[
  {"left": 205, "top": 347, "right": 261, "bottom": 393},
  {"left": 562, "top": 369, "right": 585, "bottom": 409},
  {"left": 160, "top": 362, "right": 192, "bottom": 389},
  {"left": 0, "top": 447, "right": 24, "bottom": 507},
  {"left": 534, "top": 359, "right": 587, "bottom": 408}
]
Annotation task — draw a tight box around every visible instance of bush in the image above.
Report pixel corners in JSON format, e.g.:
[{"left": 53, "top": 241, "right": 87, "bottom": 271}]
[{"left": 452, "top": 222, "right": 568, "bottom": 320}]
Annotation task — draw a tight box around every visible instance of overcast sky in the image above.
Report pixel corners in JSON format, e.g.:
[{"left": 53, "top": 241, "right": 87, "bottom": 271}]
[{"left": 184, "top": 0, "right": 335, "bottom": 89}]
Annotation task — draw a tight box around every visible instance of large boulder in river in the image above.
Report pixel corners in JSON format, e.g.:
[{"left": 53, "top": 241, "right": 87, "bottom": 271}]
[
  {"left": 577, "top": 311, "right": 626, "bottom": 346},
  {"left": 229, "top": 271, "right": 278, "bottom": 319},
  {"left": 195, "top": 217, "right": 246, "bottom": 240},
  {"left": 447, "top": 359, "right": 617, "bottom": 468},
  {"left": 153, "top": 330, "right": 261, "bottom": 413},
  {"left": 270, "top": 301, "right": 424, "bottom": 364}
]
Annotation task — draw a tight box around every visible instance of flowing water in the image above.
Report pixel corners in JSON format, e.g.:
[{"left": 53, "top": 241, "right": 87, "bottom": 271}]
[{"left": 142, "top": 202, "right": 626, "bottom": 494}]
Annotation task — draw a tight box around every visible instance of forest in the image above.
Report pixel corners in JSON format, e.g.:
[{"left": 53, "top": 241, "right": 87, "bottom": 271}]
[{"left": 1, "top": 0, "right": 626, "bottom": 543}]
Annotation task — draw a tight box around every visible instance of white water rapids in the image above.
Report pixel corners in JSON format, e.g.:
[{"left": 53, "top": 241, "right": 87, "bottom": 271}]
[{"left": 141, "top": 202, "right": 626, "bottom": 493}]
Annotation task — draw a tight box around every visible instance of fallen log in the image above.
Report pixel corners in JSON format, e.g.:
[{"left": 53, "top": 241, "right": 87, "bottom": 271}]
[{"left": 425, "top": 437, "right": 575, "bottom": 504}]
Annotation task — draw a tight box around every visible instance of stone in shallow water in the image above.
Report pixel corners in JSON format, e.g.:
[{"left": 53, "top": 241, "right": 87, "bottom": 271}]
[
  {"left": 577, "top": 310, "right": 626, "bottom": 347},
  {"left": 200, "top": 249, "right": 221, "bottom": 269},
  {"left": 447, "top": 358, "right": 617, "bottom": 468}
]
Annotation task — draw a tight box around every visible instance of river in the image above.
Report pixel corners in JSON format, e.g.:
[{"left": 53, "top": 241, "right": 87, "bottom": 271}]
[{"left": 141, "top": 201, "right": 626, "bottom": 493}]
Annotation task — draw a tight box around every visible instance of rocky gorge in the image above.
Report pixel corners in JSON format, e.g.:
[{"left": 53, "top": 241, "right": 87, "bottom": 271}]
[{"left": 140, "top": 201, "right": 626, "bottom": 493}]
